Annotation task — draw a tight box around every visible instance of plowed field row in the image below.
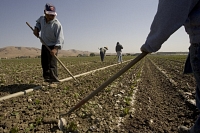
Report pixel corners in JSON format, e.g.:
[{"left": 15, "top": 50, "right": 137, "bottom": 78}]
[
  {"left": 0, "top": 56, "right": 142, "bottom": 132},
  {"left": 0, "top": 55, "right": 199, "bottom": 133},
  {"left": 0, "top": 56, "right": 133, "bottom": 97},
  {"left": 122, "top": 55, "right": 199, "bottom": 133}
]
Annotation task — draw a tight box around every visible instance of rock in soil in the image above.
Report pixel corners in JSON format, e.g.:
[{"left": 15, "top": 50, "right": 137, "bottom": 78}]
[{"left": 49, "top": 83, "right": 58, "bottom": 88}]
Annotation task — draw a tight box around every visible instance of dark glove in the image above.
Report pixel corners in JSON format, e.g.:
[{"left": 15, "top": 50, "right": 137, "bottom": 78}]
[{"left": 140, "top": 44, "right": 153, "bottom": 53}]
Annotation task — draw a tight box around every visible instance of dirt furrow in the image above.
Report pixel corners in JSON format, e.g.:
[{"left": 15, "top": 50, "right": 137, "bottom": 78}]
[{"left": 122, "top": 58, "right": 197, "bottom": 133}]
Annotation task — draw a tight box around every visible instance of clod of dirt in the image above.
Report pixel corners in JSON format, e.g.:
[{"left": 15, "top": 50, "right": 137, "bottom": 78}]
[
  {"left": 42, "top": 82, "right": 49, "bottom": 86},
  {"left": 49, "top": 83, "right": 58, "bottom": 88},
  {"left": 42, "top": 117, "right": 57, "bottom": 124}
]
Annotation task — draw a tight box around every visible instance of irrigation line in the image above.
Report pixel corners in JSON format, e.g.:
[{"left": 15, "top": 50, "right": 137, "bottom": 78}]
[
  {"left": 0, "top": 86, "right": 42, "bottom": 101},
  {"left": 0, "top": 60, "right": 132, "bottom": 101},
  {"left": 59, "top": 59, "right": 132, "bottom": 82}
]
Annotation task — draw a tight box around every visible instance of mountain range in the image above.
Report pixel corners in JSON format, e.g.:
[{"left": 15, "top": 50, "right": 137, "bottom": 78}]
[{"left": 0, "top": 46, "right": 95, "bottom": 58}]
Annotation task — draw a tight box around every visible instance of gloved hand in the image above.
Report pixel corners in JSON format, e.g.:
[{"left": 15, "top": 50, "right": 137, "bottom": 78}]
[
  {"left": 140, "top": 47, "right": 150, "bottom": 54},
  {"left": 140, "top": 44, "right": 152, "bottom": 54}
]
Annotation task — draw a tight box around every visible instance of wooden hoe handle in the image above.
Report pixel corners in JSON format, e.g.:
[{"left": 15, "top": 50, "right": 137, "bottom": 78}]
[{"left": 60, "top": 52, "right": 148, "bottom": 117}]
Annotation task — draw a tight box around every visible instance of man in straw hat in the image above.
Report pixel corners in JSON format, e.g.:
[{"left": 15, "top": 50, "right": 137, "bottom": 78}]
[{"left": 99, "top": 47, "right": 108, "bottom": 62}]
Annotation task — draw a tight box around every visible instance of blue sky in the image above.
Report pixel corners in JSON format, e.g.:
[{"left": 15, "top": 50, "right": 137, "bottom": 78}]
[{"left": 0, "top": 0, "right": 189, "bottom": 53}]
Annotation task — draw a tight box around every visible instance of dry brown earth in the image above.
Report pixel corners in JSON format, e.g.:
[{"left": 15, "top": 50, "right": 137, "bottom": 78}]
[
  {"left": 0, "top": 55, "right": 199, "bottom": 133},
  {"left": 0, "top": 46, "right": 94, "bottom": 58}
]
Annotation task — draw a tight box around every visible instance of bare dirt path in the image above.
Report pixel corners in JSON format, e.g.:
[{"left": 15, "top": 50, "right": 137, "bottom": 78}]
[{"left": 122, "top": 58, "right": 199, "bottom": 133}]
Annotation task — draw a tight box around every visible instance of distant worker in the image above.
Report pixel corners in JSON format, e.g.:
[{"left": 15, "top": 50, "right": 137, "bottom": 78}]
[
  {"left": 33, "top": 3, "right": 64, "bottom": 82},
  {"left": 115, "top": 42, "right": 123, "bottom": 63},
  {"left": 99, "top": 47, "right": 108, "bottom": 62}
]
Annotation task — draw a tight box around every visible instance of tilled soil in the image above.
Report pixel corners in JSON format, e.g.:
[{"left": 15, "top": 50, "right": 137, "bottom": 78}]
[
  {"left": 0, "top": 55, "right": 199, "bottom": 133},
  {"left": 122, "top": 57, "right": 199, "bottom": 133},
  {"left": 0, "top": 58, "right": 140, "bottom": 133}
]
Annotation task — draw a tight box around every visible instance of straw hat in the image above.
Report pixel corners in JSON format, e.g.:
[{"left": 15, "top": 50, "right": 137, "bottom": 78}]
[{"left": 104, "top": 47, "right": 108, "bottom": 50}]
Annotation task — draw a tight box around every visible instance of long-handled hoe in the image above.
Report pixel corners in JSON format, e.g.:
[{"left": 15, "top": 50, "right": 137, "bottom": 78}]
[
  {"left": 57, "top": 52, "right": 148, "bottom": 130},
  {"left": 26, "top": 22, "right": 78, "bottom": 83}
]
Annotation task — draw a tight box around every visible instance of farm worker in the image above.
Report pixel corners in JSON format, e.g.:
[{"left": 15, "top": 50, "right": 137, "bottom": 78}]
[
  {"left": 33, "top": 3, "right": 64, "bottom": 83},
  {"left": 140, "top": 1, "right": 200, "bottom": 133},
  {"left": 115, "top": 42, "right": 123, "bottom": 63},
  {"left": 99, "top": 47, "right": 108, "bottom": 62}
]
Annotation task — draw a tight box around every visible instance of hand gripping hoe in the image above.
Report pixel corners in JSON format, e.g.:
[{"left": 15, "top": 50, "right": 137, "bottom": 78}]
[
  {"left": 26, "top": 22, "right": 78, "bottom": 83},
  {"left": 57, "top": 52, "right": 147, "bottom": 130}
]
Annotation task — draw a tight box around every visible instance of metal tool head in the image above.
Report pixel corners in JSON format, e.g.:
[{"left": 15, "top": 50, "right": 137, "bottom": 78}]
[{"left": 58, "top": 117, "right": 67, "bottom": 130}]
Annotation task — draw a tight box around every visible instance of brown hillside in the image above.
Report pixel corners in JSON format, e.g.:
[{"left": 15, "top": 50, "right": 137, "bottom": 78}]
[{"left": 0, "top": 46, "right": 94, "bottom": 58}]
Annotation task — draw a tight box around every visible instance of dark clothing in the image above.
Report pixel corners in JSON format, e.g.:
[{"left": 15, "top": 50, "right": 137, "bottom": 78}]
[
  {"left": 141, "top": 0, "right": 200, "bottom": 52},
  {"left": 100, "top": 51, "right": 105, "bottom": 62},
  {"left": 41, "top": 45, "right": 58, "bottom": 79},
  {"left": 116, "top": 43, "right": 123, "bottom": 62},
  {"left": 99, "top": 47, "right": 107, "bottom": 62},
  {"left": 140, "top": 0, "right": 200, "bottom": 132},
  {"left": 183, "top": 53, "right": 193, "bottom": 74},
  {"left": 188, "top": 43, "right": 200, "bottom": 132},
  {"left": 115, "top": 43, "right": 123, "bottom": 52},
  {"left": 173, "top": 45, "right": 200, "bottom": 133}
]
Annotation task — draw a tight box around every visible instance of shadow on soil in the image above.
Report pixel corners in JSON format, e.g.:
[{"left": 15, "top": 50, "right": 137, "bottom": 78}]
[{"left": 0, "top": 84, "right": 39, "bottom": 94}]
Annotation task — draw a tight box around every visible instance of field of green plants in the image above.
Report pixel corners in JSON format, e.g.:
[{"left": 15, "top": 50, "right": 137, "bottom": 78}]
[{"left": 0, "top": 55, "right": 199, "bottom": 133}]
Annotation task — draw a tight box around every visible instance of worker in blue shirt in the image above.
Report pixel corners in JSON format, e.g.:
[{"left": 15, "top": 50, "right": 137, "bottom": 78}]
[
  {"left": 33, "top": 3, "right": 64, "bottom": 82},
  {"left": 140, "top": 1, "right": 200, "bottom": 133}
]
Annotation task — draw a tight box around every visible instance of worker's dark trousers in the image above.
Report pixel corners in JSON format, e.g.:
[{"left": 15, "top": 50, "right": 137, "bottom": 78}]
[
  {"left": 100, "top": 52, "right": 105, "bottom": 62},
  {"left": 188, "top": 43, "right": 200, "bottom": 133},
  {"left": 41, "top": 45, "right": 58, "bottom": 79}
]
